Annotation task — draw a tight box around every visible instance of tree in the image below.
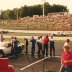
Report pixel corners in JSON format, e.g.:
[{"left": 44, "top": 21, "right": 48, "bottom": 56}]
[
  {"left": 48, "top": 4, "right": 68, "bottom": 13},
  {"left": 1, "top": 10, "right": 10, "bottom": 19},
  {"left": 13, "top": 8, "right": 20, "bottom": 19},
  {"left": 44, "top": 2, "right": 50, "bottom": 15},
  {"left": 20, "top": 5, "right": 28, "bottom": 17},
  {"left": 0, "top": 3, "right": 68, "bottom": 19},
  {"left": 8, "top": 10, "right": 16, "bottom": 19}
]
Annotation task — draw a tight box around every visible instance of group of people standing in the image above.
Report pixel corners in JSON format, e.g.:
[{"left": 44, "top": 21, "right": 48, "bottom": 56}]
[
  {"left": 37, "top": 34, "right": 55, "bottom": 58},
  {"left": 24, "top": 34, "right": 55, "bottom": 58},
  {"left": 0, "top": 34, "right": 55, "bottom": 58}
]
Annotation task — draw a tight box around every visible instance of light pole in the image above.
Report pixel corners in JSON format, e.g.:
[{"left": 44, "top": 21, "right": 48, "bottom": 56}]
[
  {"left": 0, "top": 10, "right": 2, "bottom": 20},
  {"left": 43, "top": 3, "right": 44, "bottom": 17},
  {"left": 42, "top": 0, "right": 46, "bottom": 17},
  {"left": 0, "top": 11, "right": 1, "bottom": 16},
  {"left": 17, "top": 11, "right": 18, "bottom": 19}
]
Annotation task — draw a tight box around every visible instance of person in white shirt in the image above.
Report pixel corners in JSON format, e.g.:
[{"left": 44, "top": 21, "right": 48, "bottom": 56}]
[
  {"left": 64, "top": 39, "right": 71, "bottom": 51},
  {"left": 37, "top": 36, "right": 43, "bottom": 57}
]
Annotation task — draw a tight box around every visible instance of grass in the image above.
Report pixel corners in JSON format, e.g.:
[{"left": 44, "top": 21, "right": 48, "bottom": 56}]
[
  {"left": 4, "top": 37, "right": 66, "bottom": 44},
  {"left": 4, "top": 38, "right": 24, "bottom": 43}
]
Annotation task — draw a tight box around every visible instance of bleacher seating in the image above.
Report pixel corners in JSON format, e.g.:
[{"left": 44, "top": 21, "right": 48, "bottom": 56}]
[{"left": 0, "top": 12, "right": 72, "bottom": 31}]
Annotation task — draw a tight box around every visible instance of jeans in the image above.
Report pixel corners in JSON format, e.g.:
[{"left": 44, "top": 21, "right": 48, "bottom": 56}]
[
  {"left": 31, "top": 45, "right": 35, "bottom": 57},
  {"left": 59, "top": 64, "right": 72, "bottom": 72},
  {"left": 50, "top": 47, "right": 55, "bottom": 57},
  {"left": 43, "top": 44, "right": 48, "bottom": 57}
]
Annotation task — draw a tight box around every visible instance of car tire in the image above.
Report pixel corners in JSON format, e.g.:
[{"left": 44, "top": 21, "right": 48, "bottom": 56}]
[{"left": 0, "top": 50, "right": 4, "bottom": 58}]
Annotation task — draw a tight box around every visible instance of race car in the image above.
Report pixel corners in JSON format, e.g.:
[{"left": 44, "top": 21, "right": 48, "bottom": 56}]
[{"left": 0, "top": 41, "right": 24, "bottom": 57}]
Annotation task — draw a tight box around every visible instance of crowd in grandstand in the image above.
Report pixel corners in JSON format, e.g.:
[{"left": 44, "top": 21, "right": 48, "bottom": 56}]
[{"left": 0, "top": 12, "right": 72, "bottom": 30}]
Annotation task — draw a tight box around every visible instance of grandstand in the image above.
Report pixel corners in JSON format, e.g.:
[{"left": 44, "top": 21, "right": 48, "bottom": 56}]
[{"left": 0, "top": 12, "right": 72, "bottom": 31}]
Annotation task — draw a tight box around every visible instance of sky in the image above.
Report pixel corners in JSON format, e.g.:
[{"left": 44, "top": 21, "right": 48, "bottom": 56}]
[{"left": 0, "top": 0, "right": 72, "bottom": 13}]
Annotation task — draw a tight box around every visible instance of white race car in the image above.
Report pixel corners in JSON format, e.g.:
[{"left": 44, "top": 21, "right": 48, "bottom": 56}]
[{"left": 0, "top": 41, "right": 24, "bottom": 57}]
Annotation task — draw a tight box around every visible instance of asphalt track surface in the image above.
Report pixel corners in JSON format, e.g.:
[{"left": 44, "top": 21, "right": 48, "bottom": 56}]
[{"left": 8, "top": 41, "right": 72, "bottom": 72}]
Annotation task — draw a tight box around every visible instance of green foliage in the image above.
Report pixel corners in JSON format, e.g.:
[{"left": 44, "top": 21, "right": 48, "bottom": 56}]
[
  {"left": 20, "top": 5, "right": 28, "bottom": 17},
  {"left": 1, "top": 9, "right": 10, "bottom": 19},
  {"left": 8, "top": 10, "right": 16, "bottom": 19},
  {"left": 13, "top": 8, "right": 19, "bottom": 19},
  {"left": 0, "top": 2, "right": 68, "bottom": 19}
]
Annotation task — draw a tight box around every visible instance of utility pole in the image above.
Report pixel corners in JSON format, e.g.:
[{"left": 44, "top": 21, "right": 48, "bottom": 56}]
[
  {"left": 43, "top": 3, "right": 44, "bottom": 17},
  {"left": 0, "top": 10, "right": 2, "bottom": 20},
  {"left": 0, "top": 11, "right": 1, "bottom": 16},
  {"left": 16, "top": 8, "right": 19, "bottom": 19},
  {"left": 17, "top": 11, "right": 18, "bottom": 19},
  {"left": 42, "top": 0, "right": 46, "bottom": 17}
]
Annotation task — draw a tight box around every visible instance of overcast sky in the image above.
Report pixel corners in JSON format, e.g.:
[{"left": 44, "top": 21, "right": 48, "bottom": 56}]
[{"left": 0, "top": 0, "right": 72, "bottom": 13}]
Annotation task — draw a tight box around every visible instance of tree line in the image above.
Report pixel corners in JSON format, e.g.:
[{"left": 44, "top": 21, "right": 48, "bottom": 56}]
[{"left": 0, "top": 2, "right": 68, "bottom": 20}]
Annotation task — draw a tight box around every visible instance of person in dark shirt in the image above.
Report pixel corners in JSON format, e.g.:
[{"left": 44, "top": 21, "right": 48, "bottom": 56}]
[
  {"left": 25, "top": 38, "right": 29, "bottom": 54},
  {"left": 30, "top": 36, "right": 36, "bottom": 57},
  {"left": 13, "top": 37, "right": 20, "bottom": 57}
]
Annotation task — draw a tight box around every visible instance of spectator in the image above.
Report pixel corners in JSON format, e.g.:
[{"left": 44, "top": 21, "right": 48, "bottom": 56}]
[
  {"left": 0, "top": 35, "right": 4, "bottom": 42},
  {"left": 43, "top": 35, "right": 49, "bottom": 57},
  {"left": 40, "top": 36, "right": 43, "bottom": 50},
  {"left": 25, "top": 38, "right": 29, "bottom": 54},
  {"left": 10, "top": 36, "right": 15, "bottom": 55},
  {"left": 30, "top": 36, "right": 36, "bottom": 57},
  {"left": 11, "top": 36, "right": 15, "bottom": 49},
  {"left": 24, "top": 38, "right": 26, "bottom": 46},
  {"left": 50, "top": 34, "right": 55, "bottom": 58},
  {"left": 59, "top": 42, "right": 72, "bottom": 72},
  {"left": 64, "top": 39, "right": 70, "bottom": 50},
  {"left": 13, "top": 37, "right": 20, "bottom": 57},
  {"left": 39, "top": 36, "right": 43, "bottom": 57},
  {"left": 37, "top": 36, "right": 42, "bottom": 57}
]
